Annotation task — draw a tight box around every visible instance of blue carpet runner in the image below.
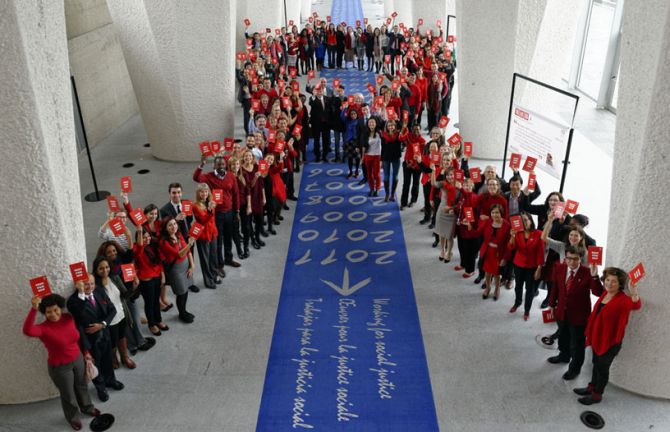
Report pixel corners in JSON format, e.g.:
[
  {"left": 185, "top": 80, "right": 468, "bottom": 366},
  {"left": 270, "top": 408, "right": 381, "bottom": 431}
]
[
  {"left": 255, "top": 57, "right": 439, "bottom": 430},
  {"left": 329, "top": 0, "right": 364, "bottom": 27}
]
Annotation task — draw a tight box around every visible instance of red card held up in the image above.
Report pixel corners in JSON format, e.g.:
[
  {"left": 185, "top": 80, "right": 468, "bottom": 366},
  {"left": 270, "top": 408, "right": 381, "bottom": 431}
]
[
  {"left": 628, "top": 262, "right": 645, "bottom": 285},
  {"left": 120, "top": 176, "right": 132, "bottom": 193},
  {"left": 251, "top": 99, "right": 261, "bottom": 111},
  {"left": 469, "top": 167, "right": 482, "bottom": 183},
  {"left": 333, "top": 78, "right": 341, "bottom": 88},
  {"left": 392, "top": 11, "right": 398, "bottom": 17},
  {"left": 510, "top": 215, "right": 523, "bottom": 231},
  {"left": 367, "top": 83, "right": 376, "bottom": 93},
  {"left": 565, "top": 199, "right": 579, "bottom": 215},
  {"left": 30, "top": 276, "right": 52, "bottom": 297},
  {"left": 275, "top": 140, "right": 286, "bottom": 153},
  {"left": 291, "top": 81, "right": 300, "bottom": 92},
  {"left": 327, "top": 15, "right": 331, "bottom": 22},
  {"left": 430, "top": 151, "right": 441, "bottom": 164},
  {"left": 69, "top": 262, "right": 88, "bottom": 283},
  {"left": 212, "top": 189, "right": 224, "bottom": 204},
  {"left": 109, "top": 217, "right": 125, "bottom": 236},
  {"left": 293, "top": 124, "right": 303, "bottom": 136},
  {"left": 106, "top": 195, "right": 120, "bottom": 212},
  {"left": 386, "top": 18, "right": 392, "bottom": 25},
  {"left": 356, "top": 20, "right": 361, "bottom": 27},
  {"left": 281, "top": 97, "right": 291, "bottom": 108},
  {"left": 199, "top": 141, "right": 212, "bottom": 157},
  {"left": 437, "top": 19, "right": 442, "bottom": 27},
  {"left": 375, "top": 95, "right": 384, "bottom": 107},
  {"left": 587, "top": 246, "right": 603, "bottom": 266},
  {"left": 308, "top": 70, "right": 315, "bottom": 79},
  {"left": 244, "top": 18, "right": 250, "bottom": 26},
  {"left": 289, "top": 20, "right": 294, "bottom": 26},
  {"left": 448, "top": 35, "right": 455, "bottom": 43},
  {"left": 463, "top": 141, "right": 473, "bottom": 157},
  {"left": 463, "top": 207, "right": 475, "bottom": 223},
  {"left": 552, "top": 202, "right": 566, "bottom": 219},
  {"left": 509, "top": 153, "right": 522, "bottom": 170},
  {"left": 223, "top": 138, "right": 234, "bottom": 151},
  {"left": 438, "top": 116, "right": 449, "bottom": 128},
  {"left": 384, "top": 55, "right": 391, "bottom": 64},
  {"left": 188, "top": 222, "right": 205, "bottom": 240},
  {"left": 275, "top": 28, "right": 280, "bottom": 35},
  {"left": 542, "top": 308, "right": 556, "bottom": 323},
  {"left": 527, "top": 173, "right": 537, "bottom": 191},
  {"left": 210, "top": 140, "right": 222, "bottom": 153},
  {"left": 364, "top": 18, "right": 369, "bottom": 25},
  {"left": 267, "top": 130, "right": 276, "bottom": 143},
  {"left": 386, "top": 107, "right": 396, "bottom": 120},
  {"left": 418, "top": 18, "right": 424, "bottom": 26},
  {"left": 376, "top": 75, "right": 384, "bottom": 86},
  {"left": 454, "top": 169, "right": 464, "bottom": 182},
  {"left": 522, "top": 156, "right": 537, "bottom": 172},
  {"left": 402, "top": 110, "right": 409, "bottom": 123},
  {"left": 289, "top": 68, "right": 297, "bottom": 79},
  {"left": 181, "top": 200, "right": 193, "bottom": 216},
  {"left": 258, "top": 160, "right": 269, "bottom": 175},
  {"left": 308, "top": 17, "right": 313, "bottom": 23},
  {"left": 347, "top": 95, "right": 355, "bottom": 105},
  {"left": 121, "top": 263, "right": 136, "bottom": 283},
  {"left": 447, "top": 132, "right": 461, "bottom": 146},
  {"left": 312, "top": 11, "right": 318, "bottom": 17},
  {"left": 129, "top": 208, "right": 147, "bottom": 226}
]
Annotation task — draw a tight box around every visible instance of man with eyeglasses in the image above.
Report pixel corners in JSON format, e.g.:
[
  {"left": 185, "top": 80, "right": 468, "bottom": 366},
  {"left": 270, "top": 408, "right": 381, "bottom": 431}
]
[
  {"left": 546, "top": 245, "right": 603, "bottom": 381},
  {"left": 98, "top": 211, "right": 132, "bottom": 251}
]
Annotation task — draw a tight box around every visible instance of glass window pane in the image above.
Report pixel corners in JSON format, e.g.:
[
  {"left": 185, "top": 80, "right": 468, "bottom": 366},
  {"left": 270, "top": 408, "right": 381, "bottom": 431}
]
[{"left": 577, "top": 1, "right": 616, "bottom": 98}]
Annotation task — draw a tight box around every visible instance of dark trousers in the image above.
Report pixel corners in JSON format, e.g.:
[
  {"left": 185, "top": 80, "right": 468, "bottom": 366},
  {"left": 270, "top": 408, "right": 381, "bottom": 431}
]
[
  {"left": 457, "top": 235, "right": 479, "bottom": 274},
  {"left": 422, "top": 183, "right": 431, "bottom": 219},
  {"left": 196, "top": 238, "right": 218, "bottom": 287},
  {"left": 253, "top": 213, "right": 264, "bottom": 237},
  {"left": 557, "top": 320, "right": 586, "bottom": 373},
  {"left": 47, "top": 354, "right": 94, "bottom": 421},
  {"left": 282, "top": 171, "right": 295, "bottom": 198},
  {"left": 336, "top": 48, "right": 344, "bottom": 67},
  {"left": 312, "top": 128, "right": 331, "bottom": 160},
  {"left": 513, "top": 266, "right": 537, "bottom": 314},
  {"left": 88, "top": 332, "right": 116, "bottom": 392},
  {"left": 242, "top": 99, "right": 251, "bottom": 134},
  {"left": 501, "top": 250, "right": 516, "bottom": 281},
  {"left": 108, "top": 318, "right": 126, "bottom": 351},
  {"left": 232, "top": 215, "right": 242, "bottom": 255},
  {"left": 215, "top": 210, "right": 235, "bottom": 266},
  {"left": 591, "top": 343, "right": 622, "bottom": 394},
  {"left": 417, "top": 105, "right": 424, "bottom": 128},
  {"left": 327, "top": 45, "right": 336, "bottom": 67},
  {"left": 400, "top": 163, "right": 421, "bottom": 206},
  {"left": 140, "top": 277, "right": 162, "bottom": 327},
  {"left": 240, "top": 205, "right": 252, "bottom": 245},
  {"left": 427, "top": 108, "right": 439, "bottom": 130}
]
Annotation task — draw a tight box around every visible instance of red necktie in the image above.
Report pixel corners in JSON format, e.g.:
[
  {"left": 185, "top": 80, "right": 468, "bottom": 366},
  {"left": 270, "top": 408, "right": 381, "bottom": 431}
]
[
  {"left": 88, "top": 295, "right": 96, "bottom": 307},
  {"left": 566, "top": 271, "right": 575, "bottom": 293}
]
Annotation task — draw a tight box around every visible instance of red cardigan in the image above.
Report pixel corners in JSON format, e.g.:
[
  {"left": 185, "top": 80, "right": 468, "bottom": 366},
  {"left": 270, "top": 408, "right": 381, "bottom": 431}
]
[
  {"left": 133, "top": 244, "right": 163, "bottom": 279},
  {"left": 192, "top": 167, "right": 240, "bottom": 213},
  {"left": 159, "top": 233, "right": 188, "bottom": 264},
  {"left": 585, "top": 292, "right": 642, "bottom": 355},
  {"left": 549, "top": 263, "right": 604, "bottom": 325},
  {"left": 508, "top": 230, "right": 545, "bottom": 268},
  {"left": 23, "top": 309, "right": 83, "bottom": 366},
  {"left": 192, "top": 204, "right": 218, "bottom": 242},
  {"left": 476, "top": 219, "right": 510, "bottom": 258}
]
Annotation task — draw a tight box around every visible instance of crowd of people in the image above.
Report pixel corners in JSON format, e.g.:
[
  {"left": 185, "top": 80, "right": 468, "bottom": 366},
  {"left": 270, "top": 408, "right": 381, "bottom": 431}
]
[{"left": 22, "top": 13, "right": 642, "bottom": 431}]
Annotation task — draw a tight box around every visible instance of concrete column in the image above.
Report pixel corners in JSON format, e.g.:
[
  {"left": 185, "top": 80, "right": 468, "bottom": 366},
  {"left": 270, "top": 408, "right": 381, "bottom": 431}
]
[
  {"left": 240, "top": 0, "right": 284, "bottom": 35},
  {"left": 605, "top": 0, "right": 670, "bottom": 399},
  {"left": 107, "top": 0, "right": 237, "bottom": 162},
  {"left": 0, "top": 0, "right": 87, "bottom": 403},
  {"left": 413, "top": 0, "right": 447, "bottom": 34},
  {"left": 285, "top": 0, "right": 301, "bottom": 30}
]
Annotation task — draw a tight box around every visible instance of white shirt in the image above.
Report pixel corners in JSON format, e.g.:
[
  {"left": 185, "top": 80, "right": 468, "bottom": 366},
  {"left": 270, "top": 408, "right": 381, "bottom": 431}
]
[
  {"left": 367, "top": 135, "right": 382, "bottom": 156},
  {"left": 103, "top": 280, "right": 125, "bottom": 326}
]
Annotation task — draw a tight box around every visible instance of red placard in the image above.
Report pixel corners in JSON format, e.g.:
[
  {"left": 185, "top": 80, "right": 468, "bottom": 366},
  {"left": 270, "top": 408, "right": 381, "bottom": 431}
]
[
  {"left": 188, "top": 222, "right": 204, "bottom": 240},
  {"left": 129, "top": 208, "right": 147, "bottom": 226},
  {"left": 237, "top": 52, "right": 247, "bottom": 61},
  {"left": 120, "top": 263, "right": 136, "bottom": 283},
  {"left": 386, "top": 106, "right": 396, "bottom": 120},
  {"left": 109, "top": 217, "right": 125, "bottom": 236},
  {"left": 400, "top": 77, "right": 407, "bottom": 85},
  {"left": 463, "top": 207, "right": 475, "bottom": 223},
  {"left": 375, "top": 95, "right": 384, "bottom": 108},
  {"left": 199, "top": 140, "right": 212, "bottom": 157},
  {"left": 244, "top": 18, "right": 250, "bottom": 27},
  {"left": 522, "top": 156, "right": 537, "bottom": 172},
  {"left": 430, "top": 151, "right": 441, "bottom": 164},
  {"left": 275, "top": 140, "right": 286, "bottom": 153},
  {"left": 437, "top": 19, "right": 442, "bottom": 27},
  {"left": 181, "top": 200, "right": 193, "bottom": 216},
  {"left": 367, "top": 83, "right": 376, "bottom": 93},
  {"left": 279, "top": 65, "right": 286, "bottom": 76},
  {"left": 391, "top": 80, "right": 399, "bottom": 91},
  {"left": 251, "top": 77, "right": 259, "bottom": 86},
  {"left": 223, "top": 138, "right": 234, "bottom": 151},
  {"left": 438, "top": 116, "right": 450, "bottom": 128},
  {"left": 376, "top": 75, "right": 384, "bottom": 86},
  {"left": 552, "top": 202, "right": 566, "bottom": 219},
  {"left": 418, "top": 18, "right": 424, "bottom": 26},
  {"left": 30, "top": 276, "right": 52, "bottom": 297},
  {"left": 258, "top": 160, "right": 269, "bottom": 175},
  {"left": 293, "top": 124, "right": 302, "bottom": 136},
  {"left": 327, "top": 15, "right": 331, "bottom": 22},
  {"left": 628, "top": 262, "right": 645, "bottom": 285},
  {"left": 289, "top": 19, "right": 294, "bottom": 26},
  {"left": 210, "top": 140, "right": 221, "bottom": 153},
  {"left": 565, "top": 199, "right": 579, "bottom": 215},
  {"left": 510, "top": 215, "right": 523, "bottom": 231},
  {"left": 542, "top": 309, "right": 556, "bottom": 323},
  {"left": 212, "top": 189, "right": 223, "bottom": 204},
  {"left": 412, "top": 143, "right": 420, "bottom": 155},
  {"left": 312, "top": 11, "right": 318, "bottom": 17},
  {"left": 447, "top": 133, "right": 461, "bottom": 146},
  {"left": 356, "top": 20, "right": 361, "bottom": 27},
  {"left": 469, "top": 167, "right": 482, "bottom": 183},
  {"left": 454, "top": 169, "right": 464, "bottom": 182},
  {"left": 267, "top": 130, "right": 276, "bottom": 143},
  {"left": 120, "top": 176, "right": 132, "bottom": 193},
  {"left": 308, "top": 16, "right": 313, "bottom": 23},
  {"left": 384, "top": 55, "right": 391, "bottom": 64},
  {"left": 448, "top": 35, "right": 455, "bottom": 43},
  {"left": 463, "top": 141, "right": 473, "bottom": 157},
  {"left": 308, "top": 70, "right": 315, "bottom": 79},
  {"left": 527, "top": 173, "right": 537, "bottom": 191},
  {"left": 281, "top": 96, "right": 291, "bottom": 109},
  {"left": 251, "top": 99, "right": 261, "bottom": 111},
  {"left": 347, "top": 95, "right": 355, "bottom": 105},
  {"left": 291, "top": 81, "right": 300, "bottom": 92},
  {"left": 402, "top": 110, "right": 409, "bottom": 123},
  {"left": 509, "top": 153, "right": 522, "bottom": 170},
  {"left": 364, "top": 17, "right": 368, "bottom": 25},
  {"left": 333, "top": 78, "right": 341, "bottom": 88},
  {"left": 106, "top": 195, "right": 120, "bottom": 212},
  {"left": 275, "top": 28, "right": 280, "bottom": 35},
  {"left": 587, "top": 246, "right": 603, "bottom": 266},
  {"left": 391, "top": 11, "right": 398, "bottom": 17},
  {"left": 386, "top": 18, "right": 392, "bottom": 25},
  {"left": 69, "top": 262, "right": 88, "bottom": 283}
]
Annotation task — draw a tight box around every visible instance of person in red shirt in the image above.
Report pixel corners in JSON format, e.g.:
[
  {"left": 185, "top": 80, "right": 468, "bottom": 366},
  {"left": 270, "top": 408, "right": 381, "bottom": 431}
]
[
  {"left": 134, "top": 226, "right": 168, "bottom": 336},
  {"left": 455, "top": 177, "right": 479, "bottom": 278},
  {"left": 192, "top": 183, "right": 221, "bottom": 289},
  {"left": 193, "top": 155, "right": 241, "bottom": 271},
  {"left": 400, "top": 123, "right": 425, "bottom": 209},
  {"left": 547, "top": 246, "right": 604, "bottom": 381},
  {"left": 253, "top": 78, "right": 279, "bottom": 108},
  {"left": 507, "top": 211, "right": 545, "bottom": 320},
  {"left": 159, "top": 218, "right": 196, "bottom": 324},
  {"left": 576, "top": 267, "right": 642, "bottom": 405},
  {"left": 24, "top": 294, "right": 100, "bottom": 430},
  {"left": 415, "top": 68, "right": 428, "bottom": 128},
  {"left": 241, "top": 149, "right": 266, "bottom": 249}
]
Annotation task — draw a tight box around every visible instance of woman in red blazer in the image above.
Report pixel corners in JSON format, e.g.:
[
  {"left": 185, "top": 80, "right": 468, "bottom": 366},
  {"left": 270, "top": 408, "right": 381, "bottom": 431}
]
[
  {"left": 193, "top": 183, "right": 219, "bottom": 289},
  {"left": 455, "top": 177, "right": 480, "bottom": 278},
  {"left": 575, "top": 267, "right": 642, "bottom": 405},
  {"left": 507, "top": 211, "right": 545, "bottom": 320},
  {"left": 466, "top": 204, "right": 510, "bottom": 300}
]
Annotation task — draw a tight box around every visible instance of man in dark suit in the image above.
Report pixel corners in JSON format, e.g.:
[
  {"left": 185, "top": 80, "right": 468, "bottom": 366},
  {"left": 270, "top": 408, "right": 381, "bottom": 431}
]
[
  {"left": 309, "top": 86, "right": 331, "bottom": 162},
  {"left": 160, "top": 182, "right": 200, "bottom": 292},
  {"left": 67, "top": 274, "right": 123, "bottom": 402},
  {"left": 547, "top": 246, "right": 603, "bottom": 380}
]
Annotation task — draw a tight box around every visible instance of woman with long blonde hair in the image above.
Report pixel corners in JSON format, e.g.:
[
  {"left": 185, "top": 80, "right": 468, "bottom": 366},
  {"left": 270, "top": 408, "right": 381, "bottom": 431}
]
[{"left": 192, "top": 183, "right": 219, "bottom": 289}]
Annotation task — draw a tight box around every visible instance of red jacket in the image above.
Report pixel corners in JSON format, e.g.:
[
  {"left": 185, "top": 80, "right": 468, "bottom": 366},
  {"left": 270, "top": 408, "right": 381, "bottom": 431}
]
[
  {"left": 477, "top": 193, "right": 508, "bottom": 219},
  {"left": 476, "top": 219, "right": 510, "bottom": 258},
  {"left": 585, "top": 291, "right": 641, "bottom": 355},
  {"left": 403, "top": 133, "right": 425, "bottom": 168},
  {"left": 508, "top": 230, "right": 545, "bottom": 268},
  {"left": 549, "top": 263, "right": 604, "bottom": 326},
  {"left": 192, "top": 204, "right": 218, "bottom": 242},
  {"left": 133, "top": 243, "right": 163, "bottom": 279},
  {"left": 159, "top": 233, "right": 188, "bottom": 264},
  {"left": 192, "top": 167, "right": 240, "bottom": 213},
  {"left": 456, "top": 191, "right": 480, "bottom": 239}
]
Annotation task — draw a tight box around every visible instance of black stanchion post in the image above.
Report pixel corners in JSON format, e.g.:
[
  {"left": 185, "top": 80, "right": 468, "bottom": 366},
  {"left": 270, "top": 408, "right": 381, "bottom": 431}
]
[
  {"left": 559, "top": 129, "right": 575, "bottom": 194},
  {"left": 501, "top": 73, "right": 518, "bottom": 180},
  {"left": 446, "top": 15, "right": 456, "bottom": 39}
]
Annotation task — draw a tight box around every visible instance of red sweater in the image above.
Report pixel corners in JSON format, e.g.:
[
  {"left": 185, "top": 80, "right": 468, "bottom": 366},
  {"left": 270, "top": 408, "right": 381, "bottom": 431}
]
[
  {"left": 23, "top": 309, "right": 82, "bottom": 366},
  {"left": 192, "top": 167, "right": 240, "bottom": 213},
  {"left": 133, "top": 244, "right": 163, "bottom": 279},
  {"left": 192, "top": 204, "right": 218, "bottom": 242},
  {"left": 508, "top": 230, "right": 545, "bottom": 268},
  {"left": 477, "top": 193, "right": 508, "bottom": 219},
  {"left": 585, "top": 292, "right": 642, "bottom": 355},
  {"left": 457, "top": 191, "right": 480, "bottom": 239},
  {"left": 159, "top": 233, "right": 188, "bottom": 264}
]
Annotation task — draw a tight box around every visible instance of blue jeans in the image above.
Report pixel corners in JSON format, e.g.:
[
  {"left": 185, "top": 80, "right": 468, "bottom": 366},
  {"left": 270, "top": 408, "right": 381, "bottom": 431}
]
[{"left": 382, "top": 159, "right": 401, "bottom": 191}]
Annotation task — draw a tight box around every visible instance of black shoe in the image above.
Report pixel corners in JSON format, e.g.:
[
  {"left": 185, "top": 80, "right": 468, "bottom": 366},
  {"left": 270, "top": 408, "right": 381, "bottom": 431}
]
[
  {"left": 432, "top": 238, "right": 439, "bottom": 248},
  {"left": 428, "top": 223, "right": 435, "bottom": 229},
  {"left": 368, "top": 191, "right": 374, "bottom": 197},
  {"left": 260, "top": 230, "right": 269, "bottom": 238},
  {"left": 225, "top": 260, "right": 241, "bottom": 268},
  {"left": 547, "top": 355, "right": 570, "bottom": 364},
  {"left": 205, "top": 283, "right": 216, "bottom": 289},
  {"left": 189, "top": 285, "right": 200, "bottom": 293},
  {"left": 573, "top": 387, "right": 592, "bottom": 396},
  {"left": 138, "top": 338, "right": 155, "bottom": 351},
  {"left": 562, "top": 370, "right": 580, "bottom": 380},
  {"left": 258, "top": 238, "right": 266, "bottom": 247},
  {"left": 282, "top": 205, "right": 289, "bottom": 211},
  {"left": 215, "top": 277, "right": 223, "bottom": 285},
  {"left": 252, "top": 240, "right": 261, "bottom": 250},
  {"left": 474, "top": 275, "right": 484, "bottom": 284},
  {"left": 179, "top": 314, "right": 194, "bottom": 324},
  {"left": 273, "top": 219, "right": 280, "bottom": 225},
  {"left": 358, "top": 178, "right": 367, "bottom": 185},
  {"left": 268, "top": 228, "right": 277, "bottom": 235},
  {"left": 578, "top": 395, "right": 601, "bottom": 406},
  {"left": 108, "top": 380, "right": 124, "bottom": 391},
  {"left": 419, "top": 218, "right": 429, "bottom": 225},
  {"left": 97, "top": 389, "right": 109, "bottom": 402},
  {"left": 288, "top": 195, "right": 298, "bottom": 201},
  {"left": 216, "top": 267, "right": 226, "bottom": 278},
  {"left": 373, "top": 190, "right": 379, "bottom": 197},
  {"left": 540, "top": 298, "right": 549, "bottom": 309}
]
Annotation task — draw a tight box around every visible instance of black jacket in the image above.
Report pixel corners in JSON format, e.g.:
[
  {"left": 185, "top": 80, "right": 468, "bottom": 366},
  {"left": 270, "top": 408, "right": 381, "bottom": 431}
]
[
  {"left": 160, "top": 202, "right": 193, "bottom": 240},
  {"left": 67, "top": 287, "right": 116, "bottom": 352}
]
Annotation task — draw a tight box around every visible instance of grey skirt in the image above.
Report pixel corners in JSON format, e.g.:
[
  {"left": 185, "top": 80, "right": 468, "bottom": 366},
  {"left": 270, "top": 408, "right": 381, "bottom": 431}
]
[
  {"left": 166, "top": 258, "right": 192, "bottom": 296},
  {"left": 435, "top": 210, "right": 455, "bottom": 238}
]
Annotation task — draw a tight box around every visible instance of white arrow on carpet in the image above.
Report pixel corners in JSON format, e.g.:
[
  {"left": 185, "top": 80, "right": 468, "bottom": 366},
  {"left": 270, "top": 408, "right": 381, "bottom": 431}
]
[
  {"left": 295, "top": 249, "right": 312, "bottom": 265},
  {"left": 321, "top": 267, "right": 371, "bottom": 296}
]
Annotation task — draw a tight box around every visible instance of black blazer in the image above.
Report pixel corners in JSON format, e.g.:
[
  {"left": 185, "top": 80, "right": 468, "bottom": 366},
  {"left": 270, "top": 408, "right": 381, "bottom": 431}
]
[
  {"left": 309, "top": 96, "right": 331, "bottom": 132},
  {"left": 67, "top": 287, "right": 116, "bottom": 352},
  {"left": 159, "top": 201, "right": 192, "bottom": 240}
]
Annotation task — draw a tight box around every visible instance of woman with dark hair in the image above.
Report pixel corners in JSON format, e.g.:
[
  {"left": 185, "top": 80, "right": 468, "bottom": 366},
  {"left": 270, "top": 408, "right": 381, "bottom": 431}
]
[
  {"left": 23, "top": 294, "right": 100, "bottom": 430},
  {"left": 193, "top": 182, "right": 220, "bottom": 289},
  {"left": 134, "top": 226, "right": 168, "bottom": 336},
  {"left": 432, "top": 164, "right": 460, "bottom": 262},
  {"left": 341, "top": 107, "right": 362, "bottom": 178},
  {"left": 361, "top": 117, "right": 382, "bottom": 197},
  {"left": 241, "top": 149, "right": 266, "bottom": 249},
  {"left": 372, "top": 27, "right": 383, "bottom": 73},
  {"left": 326, "top": 23, "right": 337, "bottom": 68},
  {"left": 92, "top": 256, "right": 137, "bottom": 370},
  {"left": 575, "top": 267, "right": 642, "bottom": 405},
  {"left": 380, "top": 119, "right": 408, "bottom": 202},
  {"left": 454, "top": 177, "right": 480, "bottom": 278},
  {"left": 507, "top": 211, "right": 545, "bottom": 320},
  {"left": 335, "top": 24, "right": 346, "bottom": 69},
  {"left": 159, "top": 216, "right": 196, "bottom": 323}
]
